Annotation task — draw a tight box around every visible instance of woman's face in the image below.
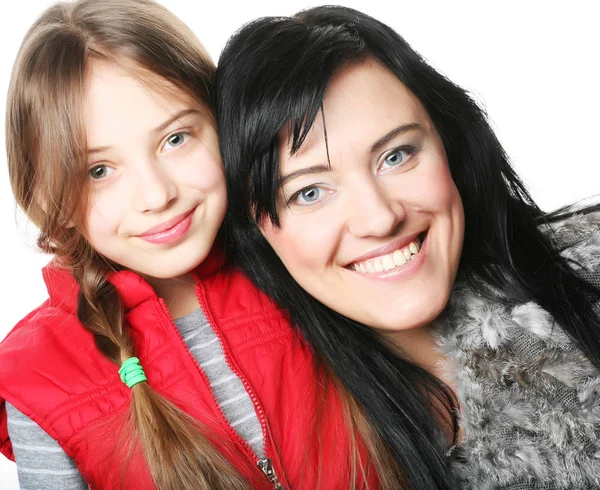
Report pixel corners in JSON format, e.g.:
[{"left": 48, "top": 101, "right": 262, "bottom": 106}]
[
  {"left": 83, "top": 61, "right": 227, "bottom": 279},
  {"left": 261, "top": 58, "right": 465, "bottom": 332}
]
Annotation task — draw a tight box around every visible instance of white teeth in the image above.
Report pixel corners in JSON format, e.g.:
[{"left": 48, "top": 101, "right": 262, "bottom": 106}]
[
  {"left": 351, "top": 238, "right": 423, "bottom": 274},
  {"left": 382, "top": 255, "right": 395, "bottom": 271},
  {"left": 393, "top": 250, "right": 406, "bottom": 266}
]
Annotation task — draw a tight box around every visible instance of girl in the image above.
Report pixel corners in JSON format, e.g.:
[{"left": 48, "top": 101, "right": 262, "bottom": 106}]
[
  {"left": 216, "top": 6, "right": 600, "bottom": 489},
  {"left": 0, "top": 1, "right": 384, "bottom": 489}
]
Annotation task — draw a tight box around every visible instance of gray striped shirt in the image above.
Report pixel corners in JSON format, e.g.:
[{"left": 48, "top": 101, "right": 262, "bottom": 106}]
[{"left": 6, "top": 308, "right": 264, "bottom": 489}]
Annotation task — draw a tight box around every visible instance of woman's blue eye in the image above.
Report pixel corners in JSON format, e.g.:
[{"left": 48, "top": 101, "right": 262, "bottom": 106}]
[
  {"left": 163, "top": 132, "right": 188, "bottom": 150},
  {"left": 383, "top": 149, "right": 407, "bottom": 168},
  {"left": 89, "top": 164, "right": 114, "bottom": 180},
  {"left": 298, "top": 187, "right": 321, "bottom": 203}
]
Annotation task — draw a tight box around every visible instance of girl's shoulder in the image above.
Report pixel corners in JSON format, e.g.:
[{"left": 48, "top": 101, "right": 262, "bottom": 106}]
[
  {"left": 0, "top": 265, "right": 116, "bottom": 414},
  {"left": 0, "top": 299, "right": 78, "bottom": 364},
  {"left": 0, "top": 297, "right": 100, "bottom": 462},
  {"left": 197, "top": 263, "right": 293, "bottom": 328},
  {"left": 0, "top": 260, "right": 90, "bottom": 362}
]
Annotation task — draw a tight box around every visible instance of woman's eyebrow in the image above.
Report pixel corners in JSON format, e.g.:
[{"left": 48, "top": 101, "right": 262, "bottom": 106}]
[
  {"left": 280, "top": 164, "right": 331, "bottom": 186},
  {"left": 279, "top": 123, "right": 422, "bottom": 185},
  {"left": 370, "top": 123, "right": 421, "bottom": 153}
]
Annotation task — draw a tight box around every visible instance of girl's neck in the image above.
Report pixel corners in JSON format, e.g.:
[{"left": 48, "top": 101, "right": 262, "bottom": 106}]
[{"left": 146, "top": 274, "right": 200, "bottom": 320}]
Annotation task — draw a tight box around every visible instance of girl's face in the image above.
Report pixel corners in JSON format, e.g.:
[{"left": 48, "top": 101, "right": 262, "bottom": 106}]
[
  {"left": 83, "top": 62, "right": 226, "bottom": 279},
  {"left": 261, "top": 59, "right": 465, "bottom": 332}
]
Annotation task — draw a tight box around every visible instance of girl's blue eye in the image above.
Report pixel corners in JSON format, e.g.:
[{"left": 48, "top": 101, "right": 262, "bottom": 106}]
[
  {"left": 89, "top": 164, "right": 114, "bottom": 180},
  {"left": 163, "top": 132, "right": 189, "bottom": 151},
  {"left": 298, "top": 187, "right": 321, "bottom": 204}
]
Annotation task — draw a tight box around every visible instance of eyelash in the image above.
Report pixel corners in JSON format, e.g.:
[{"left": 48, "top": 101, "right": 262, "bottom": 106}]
[
  {"left": 285, "top": 144, "right": 421, "bottom": 206},
  {"left": 379, "top": 144, "right": 419, "bottom": 172},
  {"left": 287, "top": 184, "right": 328, "bottom": 207},
  {"left": 162, "top": 130, "right": 191, "bottom": 152},
  {"left": 87, "top": 129, "right": 192, "bottom": 181},
  {"left": 88, "top": 163, "right": 115, "bottom": 181}
]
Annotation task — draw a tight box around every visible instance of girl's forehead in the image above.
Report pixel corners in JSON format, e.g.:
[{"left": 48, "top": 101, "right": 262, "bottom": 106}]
[
  {"left": 83, "top": 62, "right": 206, "bottom": 149},
  {"left": 85, "top": 60, "right": 196, "bottom": 109}
]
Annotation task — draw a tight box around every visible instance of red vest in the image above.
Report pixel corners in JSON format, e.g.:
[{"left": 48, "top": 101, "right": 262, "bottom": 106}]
[{"left": 0, "top": 249, "right": 379, "bottom": 489}]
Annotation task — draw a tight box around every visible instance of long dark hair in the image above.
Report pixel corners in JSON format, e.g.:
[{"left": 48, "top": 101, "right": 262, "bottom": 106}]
[{"left": 216, "top": 6, "right": 600, "bottom": 488}]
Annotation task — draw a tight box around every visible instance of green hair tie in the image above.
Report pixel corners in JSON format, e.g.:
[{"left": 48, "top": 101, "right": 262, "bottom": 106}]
[{"left": 118, "top": 357, "right": 147, "bottom": 389}]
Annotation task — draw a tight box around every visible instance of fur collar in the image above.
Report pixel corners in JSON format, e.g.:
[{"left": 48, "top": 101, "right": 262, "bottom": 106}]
[{"left": 432, "top": 211, "right": 600, "bottom": 488}]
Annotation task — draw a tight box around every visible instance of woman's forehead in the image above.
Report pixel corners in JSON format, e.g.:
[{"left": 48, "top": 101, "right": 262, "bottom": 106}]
[{"left": 278, "top": 59, "right": 431, "bottom": 164}]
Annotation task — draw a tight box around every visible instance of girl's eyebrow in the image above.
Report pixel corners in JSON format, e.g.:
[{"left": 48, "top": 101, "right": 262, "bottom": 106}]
[
  {"left": 87, "top": 108, "right": 200, "bottom": 155},
  {"left": 370, "top": 123, "right": 421, "bottom": 153},
  {"left": 87, "top": 145, "right": 112, "bottom": 156},
  {"left": 153, "top": 108, "right": 200, "bottom": 135},
  {"left": 280, "top": 164, "right": 331, "bottom": 186}
]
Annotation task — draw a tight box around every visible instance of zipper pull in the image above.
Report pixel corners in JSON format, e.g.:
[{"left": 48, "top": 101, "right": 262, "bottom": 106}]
[{"left": 257, "top": 458, "right": 284, "bottom": 489}]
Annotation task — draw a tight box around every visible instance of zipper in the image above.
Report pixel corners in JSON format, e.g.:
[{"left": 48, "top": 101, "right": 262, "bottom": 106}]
[
  {"left": 158, "top": 284, "right": 286, "bottom": 489},
  {"left": 157, "top": 298, "right": 245, "bottom": 452},
  {"left": 257, "top": 458, "right": 284, "bottom": 489},
  {"left": 193, "top": 282, "right": 286, "bottom": 489}
]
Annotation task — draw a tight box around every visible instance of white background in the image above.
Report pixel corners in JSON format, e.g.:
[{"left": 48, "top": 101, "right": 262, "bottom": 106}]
[{"left": 1, "top": 1, "right": 598, "bottom": 487}]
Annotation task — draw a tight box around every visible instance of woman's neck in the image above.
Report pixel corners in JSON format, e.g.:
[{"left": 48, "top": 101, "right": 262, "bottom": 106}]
[
  {"left": 385, "top": 325, "right": 461, "bottom": 445},
  {"left": 383, "top": 325, "right": 453, "bottom": 387}
]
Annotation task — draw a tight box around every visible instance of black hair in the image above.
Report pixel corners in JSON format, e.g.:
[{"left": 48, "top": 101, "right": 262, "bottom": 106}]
[{"left": 216, "top": 6, "right": 600, "bottom": 488}]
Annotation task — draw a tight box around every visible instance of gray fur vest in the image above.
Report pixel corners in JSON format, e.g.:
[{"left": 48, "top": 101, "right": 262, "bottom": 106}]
[{"left": 433, "top": 211, "right": 600, "bottom": 489}]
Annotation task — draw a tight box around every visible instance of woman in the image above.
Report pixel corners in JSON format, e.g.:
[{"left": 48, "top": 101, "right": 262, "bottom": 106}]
[{"left": 217, "top": 6, "right": 600, "bottom": 489}]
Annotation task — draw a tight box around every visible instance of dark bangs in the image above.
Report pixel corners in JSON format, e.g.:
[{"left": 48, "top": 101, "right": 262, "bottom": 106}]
[{"left": 216, "top": 16, "right": 371, "bottom": 226}]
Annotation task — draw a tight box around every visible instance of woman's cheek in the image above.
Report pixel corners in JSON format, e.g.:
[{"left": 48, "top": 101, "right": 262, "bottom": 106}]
[{"left": 265, "top": 209, "right": 339, "bottom": 271}]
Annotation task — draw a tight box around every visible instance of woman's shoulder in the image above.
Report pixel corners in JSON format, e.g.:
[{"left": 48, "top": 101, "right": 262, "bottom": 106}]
[
  {"left": 544, "top": 204, "right": 600, "bottom": 241},
  {"left": 543, "top": 205, "right": 600, "bottom": 274}
]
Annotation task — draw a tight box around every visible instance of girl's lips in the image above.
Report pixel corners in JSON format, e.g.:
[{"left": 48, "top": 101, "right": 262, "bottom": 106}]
[
  {"left": 138, "top": 209, "right": 194, "bottom": 237},
  {"left": 137, "top": 208, "right": 196, "bottom": 244}
]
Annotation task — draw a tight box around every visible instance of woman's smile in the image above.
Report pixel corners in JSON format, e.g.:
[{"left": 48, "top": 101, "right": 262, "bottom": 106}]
[{"left": 261, "top": 59, "right": 464, "bottom": 332}]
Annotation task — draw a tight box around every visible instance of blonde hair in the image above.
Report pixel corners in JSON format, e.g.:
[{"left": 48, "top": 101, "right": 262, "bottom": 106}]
[{"left": 6, "top": 1, "right": 251, "bottom": 488}]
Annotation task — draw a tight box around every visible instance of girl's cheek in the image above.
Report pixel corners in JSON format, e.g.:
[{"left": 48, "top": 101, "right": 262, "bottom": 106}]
[
  {"left": 177, "top": 150, "right": 225, "bottom": 190},
  {"left": 86, "top": 187, "right": 125, "bottom": 230}
]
